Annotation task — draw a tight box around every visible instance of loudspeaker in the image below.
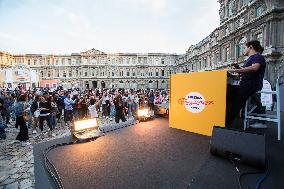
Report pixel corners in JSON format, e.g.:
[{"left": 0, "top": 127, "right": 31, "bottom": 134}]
[{"left": 210, "top": 126, "right": 266, "bottom": 169}]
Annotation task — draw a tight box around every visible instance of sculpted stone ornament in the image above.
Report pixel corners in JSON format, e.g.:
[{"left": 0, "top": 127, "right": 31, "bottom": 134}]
[
  {"left": 250, "top": 9, "right": 255, "bottom": 19},
  {"left": 81, "top": 48, "right": 106, "bottom": 56},
  {"left": 239, "top": 18, "right": 245, "bottom": 26},
  {"left": 239, "top": 37, "right": 247, "bottom": 44},
  {"left": 225, "top": 28, "right": 229, "bottom": 35}
]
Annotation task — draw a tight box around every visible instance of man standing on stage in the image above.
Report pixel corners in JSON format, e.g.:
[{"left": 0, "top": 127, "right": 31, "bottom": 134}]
[{"left": 226, "top": 40, "right": 266, "bottom": 127}]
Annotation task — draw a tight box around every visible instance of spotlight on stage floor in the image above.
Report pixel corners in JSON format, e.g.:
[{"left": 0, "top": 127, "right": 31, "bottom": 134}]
[
  {"left": 72, "top": 118, "right": 102, "bottom": 141},
  {"left": 137, "top": 108, "right": 153, "bottom": 122}
]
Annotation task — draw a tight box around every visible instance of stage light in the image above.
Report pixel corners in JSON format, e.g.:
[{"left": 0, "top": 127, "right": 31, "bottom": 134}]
[
  {"left": 138, "top": 108, "right": 150, "bottom": 118},
  {"left": 137, "top": 108, "right": 153, "bottom": 122},
  {"left": 72, "top": 118, "right": 101, "bottom": 140},
  {"left": 74, "top": 118, "right": 98, "bottom": 131}
]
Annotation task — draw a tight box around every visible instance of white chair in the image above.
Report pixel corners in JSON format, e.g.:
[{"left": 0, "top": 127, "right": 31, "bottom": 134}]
[{"left": 243, "top": 78, "right": 282, "bottom": 140}]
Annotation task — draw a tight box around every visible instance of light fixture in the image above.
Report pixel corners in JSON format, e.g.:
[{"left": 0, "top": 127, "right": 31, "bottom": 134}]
[
  {"left": 72, "top": 118, "right": 101, "bottom": 140},
  {"left": 137, "top": 108, "right": 153, "bottom": 122},
  {"left": 74, "top": 118, "right": 98, "bottom": 131},
  {"left": 138, "top": 108, "right": 150, "bottom": 118}
]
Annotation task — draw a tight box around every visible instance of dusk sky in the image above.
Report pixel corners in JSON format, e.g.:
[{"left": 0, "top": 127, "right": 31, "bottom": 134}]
[{"left": 0, "top": 0, "right": 220, "bottom": 54}]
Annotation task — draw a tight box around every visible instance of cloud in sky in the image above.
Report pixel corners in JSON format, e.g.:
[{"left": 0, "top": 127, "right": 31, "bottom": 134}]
[{"left": 0, "top": 0, "right": 220, "bottom": 54}]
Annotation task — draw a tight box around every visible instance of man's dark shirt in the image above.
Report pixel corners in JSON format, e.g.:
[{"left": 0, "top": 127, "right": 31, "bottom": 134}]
[
  {"left": 39, "top": 101, "right": 51, "bottom": 115},
  {"left": 30, "top": 101, "right": 39, "bottom": 114},
  {"left": 114, "top": 96, "right": 124, "bottom": 114},
  {"left": 241, "top": 53, "right": 266, "bottom": 90},
  {"left": 55, "top": 97, "right": 64, "bottom": 109}
]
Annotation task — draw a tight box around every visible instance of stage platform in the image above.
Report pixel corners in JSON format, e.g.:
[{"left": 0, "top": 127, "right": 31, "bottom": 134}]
[{"left": 34, "top": 117, "right": 284, "bottom": 189}]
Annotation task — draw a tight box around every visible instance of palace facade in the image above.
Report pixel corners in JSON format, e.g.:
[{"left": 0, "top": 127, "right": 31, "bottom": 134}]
[{"left": 0, "top": 49, "right": 177, "bottom": 89}]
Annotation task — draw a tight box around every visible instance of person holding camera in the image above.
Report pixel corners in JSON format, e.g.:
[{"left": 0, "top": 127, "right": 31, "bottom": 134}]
[{"left": 88, "top": 92, "right": 105, "bottom": 118}]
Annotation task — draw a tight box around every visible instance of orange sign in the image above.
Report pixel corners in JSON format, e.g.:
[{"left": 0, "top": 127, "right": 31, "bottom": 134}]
[
  {"left": 170, "top": 70, "right": 227, "bottom": 136},
  {"left": 16, "top": 76, "right": 30, "bottom": 81}
]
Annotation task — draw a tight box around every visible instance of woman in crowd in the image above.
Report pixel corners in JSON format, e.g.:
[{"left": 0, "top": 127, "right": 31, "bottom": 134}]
[
  {"left": 30, "top": 95, "right": 40, "bottom": 134},
  {"left": 14, "top": 94, "right": 31, "bottom": 146},
  {"left": 50, "top": 96, "right": 58, "bottom": 129}
]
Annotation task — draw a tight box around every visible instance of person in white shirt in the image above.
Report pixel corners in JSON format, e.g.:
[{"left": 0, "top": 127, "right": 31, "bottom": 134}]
[
  {"left": 88, "top": 93, "right": 105, "bottom": 118},
  {"left": 101, "top": 95, "right": 110, "bottom": 118}
]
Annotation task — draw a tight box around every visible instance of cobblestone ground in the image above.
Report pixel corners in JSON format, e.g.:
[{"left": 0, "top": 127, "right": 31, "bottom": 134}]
[{"left": 0, "top": 116, "right": 117, "bottom": 189}]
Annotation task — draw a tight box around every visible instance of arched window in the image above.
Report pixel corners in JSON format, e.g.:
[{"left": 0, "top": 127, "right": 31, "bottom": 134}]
[{"left": 237, "top": 37, "right": 246, "bottom": 58}]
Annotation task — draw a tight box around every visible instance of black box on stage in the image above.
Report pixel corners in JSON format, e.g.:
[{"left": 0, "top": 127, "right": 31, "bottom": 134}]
[{"left": 210, "top": 126, "right": 266, "bottom": 169}]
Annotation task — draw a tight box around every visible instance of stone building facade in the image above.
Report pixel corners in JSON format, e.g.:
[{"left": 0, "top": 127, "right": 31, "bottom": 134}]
[
  {"left": 1, "top": 0, "right": 283, "bottom": 89},
  {"left": 1, "top": 49, "right": 177, "bottom": 89},
  {"left": 0, "top": 51, "right": 14, "bottom": 69},
  {"left": 176, "top": 0, "right": 284, "bottom": 87}
]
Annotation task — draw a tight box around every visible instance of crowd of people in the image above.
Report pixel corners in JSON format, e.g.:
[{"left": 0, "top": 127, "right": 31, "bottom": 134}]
[
  {"left": 0, "top": 39, "right": 268, "bottom": 146},
  {"left": 0, "top": 87, "right": 169, "bottom": 146}
]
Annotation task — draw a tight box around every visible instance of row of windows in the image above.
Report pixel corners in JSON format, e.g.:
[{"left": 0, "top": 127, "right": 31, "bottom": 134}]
[
  {"left": 24, "top": 57, "right": 168, "bottom": 66},
  {"left": 225, "top": 0, "right": 263, "bottom": 18},
  {"left": 45, "top": 70, "right": 166, "bottom": 78},
  {"left": 26, "top": 59, "right": 76, "bottom": 66}
]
